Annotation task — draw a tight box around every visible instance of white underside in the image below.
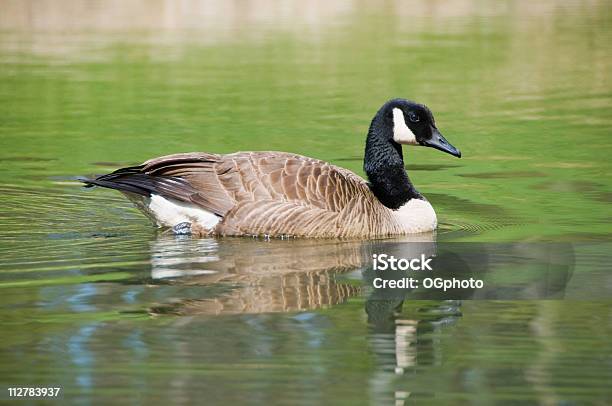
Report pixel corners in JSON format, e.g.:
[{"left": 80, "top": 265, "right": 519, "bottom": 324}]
[
  {"left": 144, "top": 194, "right": 220, "bottom": 230},
  {"left": 392, "top": 198, "right": 437, "bottom": 233},
  {"left": 130, "top": 194, "right": 434, "bottom": 236}
]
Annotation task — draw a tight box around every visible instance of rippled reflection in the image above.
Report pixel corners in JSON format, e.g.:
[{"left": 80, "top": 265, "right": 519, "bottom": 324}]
[
  {"left": 366, "top": 300, "right": 462, "bottom": 403},
  {"left": 147, "top": 235, "right": 435, "bottom": 315},
  {"left": 143, "top": 235, "right": 579, "bottom": 316},
  {"left": 1, "top": 0, "right": 610, "bottom": 403}
]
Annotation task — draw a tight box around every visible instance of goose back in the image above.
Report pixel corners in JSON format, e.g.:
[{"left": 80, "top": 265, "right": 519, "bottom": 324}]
[{"left": 97, "top": 151, "right": 406, "bottom": 238}]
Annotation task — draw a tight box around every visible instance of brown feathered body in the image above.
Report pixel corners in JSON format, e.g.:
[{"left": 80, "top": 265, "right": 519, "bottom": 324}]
[{"left": 85, "top": 151, "right": 436, "bottom": 238}]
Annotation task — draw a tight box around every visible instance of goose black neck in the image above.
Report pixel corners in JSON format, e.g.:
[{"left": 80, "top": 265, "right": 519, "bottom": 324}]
[{"left": 364, "top": 114, "right": 421, "bottom": 210}]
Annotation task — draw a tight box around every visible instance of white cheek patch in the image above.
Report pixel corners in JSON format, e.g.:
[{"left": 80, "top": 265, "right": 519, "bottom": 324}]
[{"left": 392, "top": 108, "right": 417, "bottom": 145}]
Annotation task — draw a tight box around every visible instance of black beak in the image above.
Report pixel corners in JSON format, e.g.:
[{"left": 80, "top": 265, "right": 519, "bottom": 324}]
[{"left": 422, "top": 128, "right": 461, "bottom": 158}]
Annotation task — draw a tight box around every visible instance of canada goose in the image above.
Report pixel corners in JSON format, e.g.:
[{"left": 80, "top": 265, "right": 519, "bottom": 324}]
[{"left": 81, "top": 98, "right": 461, "bottom": 238}]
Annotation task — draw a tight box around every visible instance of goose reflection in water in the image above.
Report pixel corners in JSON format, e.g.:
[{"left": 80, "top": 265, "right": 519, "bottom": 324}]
[
  {"left": 148, "top": 236, "right": 368, "bottom": 315},
  {"left": 145, "top": 235, "right": 575, "bottom": 315},
  {"left": 142, "top": 235, "right": 574, "bottom": 404},
  {"left": 363, "top": 241, "right": 574, "bottom": 405},
  {"left": 146, "top": 233, "right": 438, "bottom": 315}
]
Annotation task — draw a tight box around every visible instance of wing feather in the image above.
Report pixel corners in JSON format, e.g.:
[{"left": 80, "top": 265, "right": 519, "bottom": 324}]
[{"left": 84, "top": 151, "right": 390, "bottom": 237}]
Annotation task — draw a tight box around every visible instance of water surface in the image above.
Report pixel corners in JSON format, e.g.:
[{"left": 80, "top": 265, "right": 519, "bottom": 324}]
[{"left": 0, "top": 1, "right": 611, "bottom": 404}]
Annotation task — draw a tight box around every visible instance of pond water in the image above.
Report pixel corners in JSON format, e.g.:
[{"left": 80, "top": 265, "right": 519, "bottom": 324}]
[{"left": 1, "top": 1, "right": 611, "bottom": 404}]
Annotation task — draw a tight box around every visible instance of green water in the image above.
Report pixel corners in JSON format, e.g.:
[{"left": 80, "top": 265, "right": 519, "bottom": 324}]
[{"left": 1, "top": 1, "right": 611, "bottom": 404}]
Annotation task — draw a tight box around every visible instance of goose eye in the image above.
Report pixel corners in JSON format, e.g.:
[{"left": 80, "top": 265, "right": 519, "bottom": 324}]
[{"left": 407, "top": 112, "right": 420, "bottom": 123}]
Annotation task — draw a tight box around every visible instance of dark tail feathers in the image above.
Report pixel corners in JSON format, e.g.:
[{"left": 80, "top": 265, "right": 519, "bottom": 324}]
[{"left": 79, "top": 166, "right": 198, "bottom": 201}]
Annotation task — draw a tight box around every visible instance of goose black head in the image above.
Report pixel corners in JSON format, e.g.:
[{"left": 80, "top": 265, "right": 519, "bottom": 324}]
[{"left": 381, "top": 98, "right": 461, "bottom": 158}]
